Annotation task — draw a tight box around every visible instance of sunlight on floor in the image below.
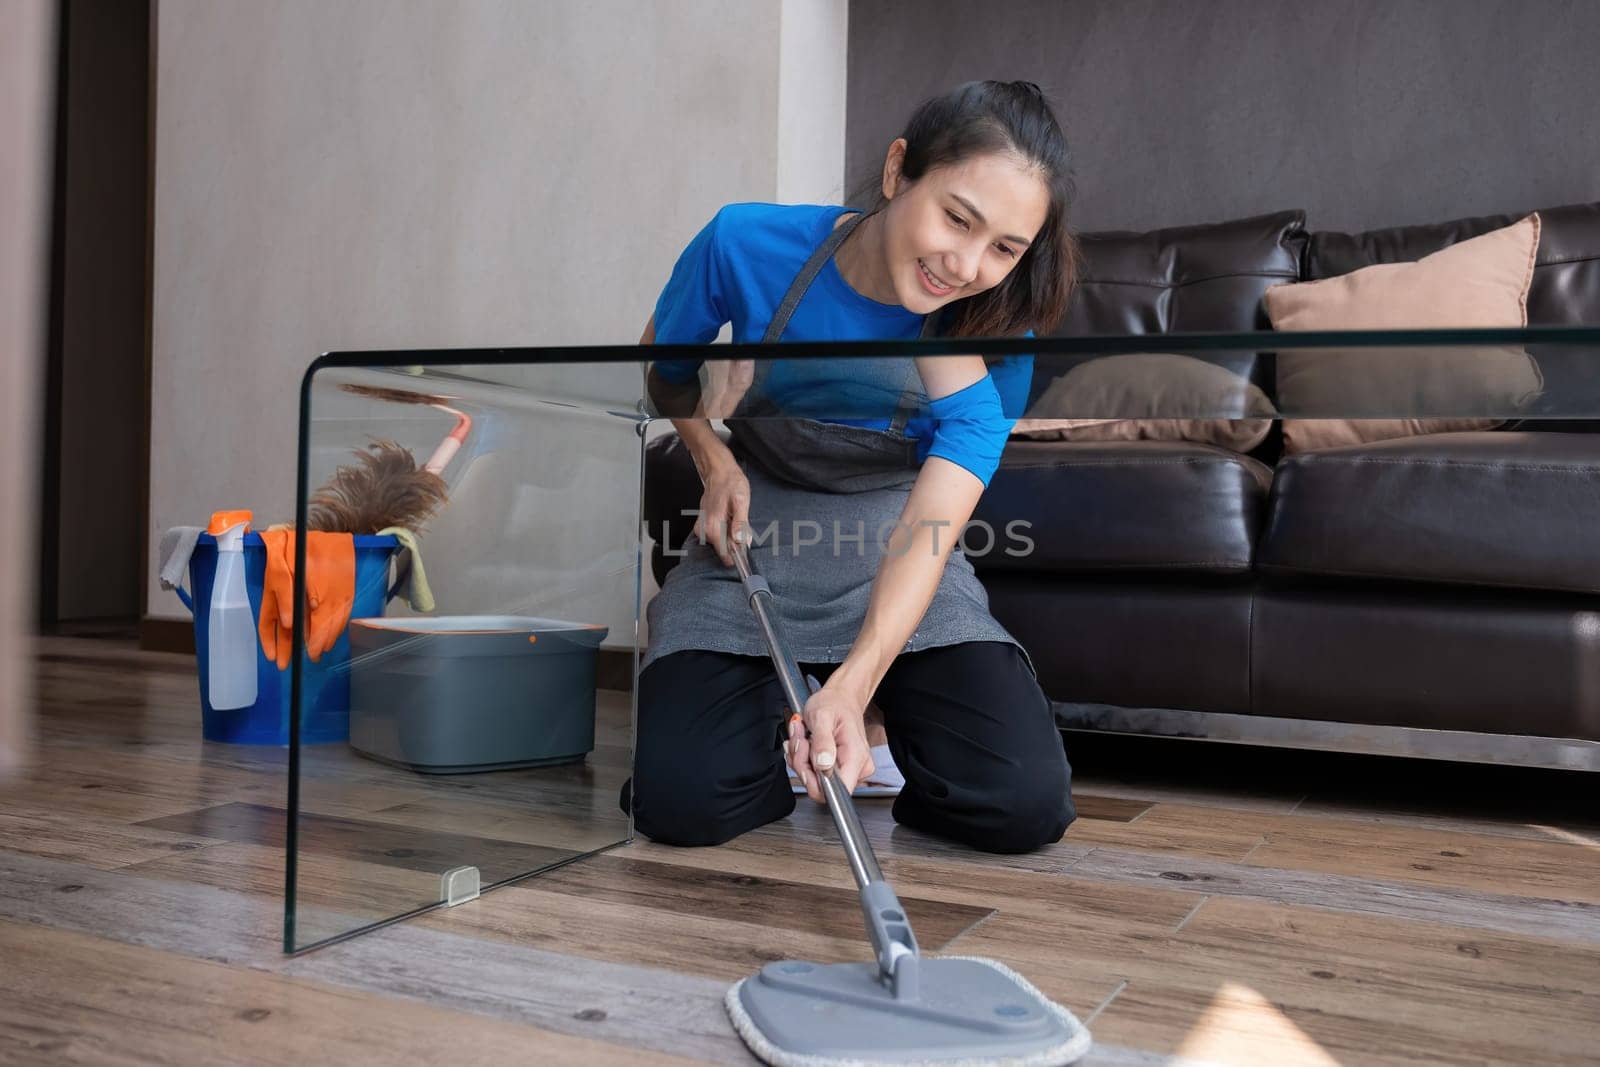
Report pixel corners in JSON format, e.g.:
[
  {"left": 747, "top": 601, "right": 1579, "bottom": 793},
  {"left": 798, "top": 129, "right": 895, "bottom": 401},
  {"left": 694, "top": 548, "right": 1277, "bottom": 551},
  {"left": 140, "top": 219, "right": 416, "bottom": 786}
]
[
  {"left": 1529, "top": 823, "right": 1600, "bottom": 850},
  {"left": 1176, "top": 982, "right": 1341, "bottom": 1066}
]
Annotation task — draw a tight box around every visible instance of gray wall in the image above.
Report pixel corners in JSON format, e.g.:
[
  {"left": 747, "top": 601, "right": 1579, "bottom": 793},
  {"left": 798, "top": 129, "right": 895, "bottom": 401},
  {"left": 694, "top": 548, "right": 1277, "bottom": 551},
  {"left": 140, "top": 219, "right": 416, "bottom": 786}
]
[
  {"left": 848, "top": 0, "right": 1600, "bottom": 234},
  {"left": 148, "top": 0, "right": 848, "bottom": 646}
]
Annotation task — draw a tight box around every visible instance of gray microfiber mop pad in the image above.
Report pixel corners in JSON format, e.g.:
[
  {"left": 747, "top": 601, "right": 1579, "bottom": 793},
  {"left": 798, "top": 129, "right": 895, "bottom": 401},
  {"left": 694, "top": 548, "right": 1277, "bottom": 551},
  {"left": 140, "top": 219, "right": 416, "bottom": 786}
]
[{"left": 725, "top": 955, "right": 1092, "bottom": 1067}]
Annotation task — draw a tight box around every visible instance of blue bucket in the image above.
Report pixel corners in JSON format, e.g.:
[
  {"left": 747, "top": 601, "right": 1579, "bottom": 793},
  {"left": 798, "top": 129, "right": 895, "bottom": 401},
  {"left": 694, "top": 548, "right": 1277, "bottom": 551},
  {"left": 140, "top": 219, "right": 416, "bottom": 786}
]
[{"left": 176, "top": 533, "right": 400, "bottom": 745}]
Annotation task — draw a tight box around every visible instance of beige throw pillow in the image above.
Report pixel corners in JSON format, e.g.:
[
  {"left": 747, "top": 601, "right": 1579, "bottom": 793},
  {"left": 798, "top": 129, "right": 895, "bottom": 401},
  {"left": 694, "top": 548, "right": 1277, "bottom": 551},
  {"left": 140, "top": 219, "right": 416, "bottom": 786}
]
[
  {"left": 1264, "top": 213, "right": 1542, "bottom": 452},
  {"left": 1012, "top": 353, "right": 1276, "bottom": 453}
]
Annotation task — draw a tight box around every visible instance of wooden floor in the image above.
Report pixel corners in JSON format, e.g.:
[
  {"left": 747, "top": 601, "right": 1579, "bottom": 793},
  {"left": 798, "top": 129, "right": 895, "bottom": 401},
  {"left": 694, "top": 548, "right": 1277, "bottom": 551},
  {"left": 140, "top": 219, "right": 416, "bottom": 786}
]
[{"left": 2, "top": 634, "right": 1598, "bottom": 1065}]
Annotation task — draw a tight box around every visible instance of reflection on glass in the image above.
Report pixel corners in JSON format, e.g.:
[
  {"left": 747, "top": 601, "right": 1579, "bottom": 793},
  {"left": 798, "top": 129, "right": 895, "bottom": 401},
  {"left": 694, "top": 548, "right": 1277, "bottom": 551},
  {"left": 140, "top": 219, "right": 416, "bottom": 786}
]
[{"left": 287, "top": 364, "right": 639, "bottom": 952}]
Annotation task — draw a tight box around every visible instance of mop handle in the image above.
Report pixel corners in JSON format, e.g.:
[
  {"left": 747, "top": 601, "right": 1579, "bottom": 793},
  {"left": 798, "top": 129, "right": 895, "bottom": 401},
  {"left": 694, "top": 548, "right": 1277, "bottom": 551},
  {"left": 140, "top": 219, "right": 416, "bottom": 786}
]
[{"left": 732, "top": 539, "right": 885, "bottom": 891}]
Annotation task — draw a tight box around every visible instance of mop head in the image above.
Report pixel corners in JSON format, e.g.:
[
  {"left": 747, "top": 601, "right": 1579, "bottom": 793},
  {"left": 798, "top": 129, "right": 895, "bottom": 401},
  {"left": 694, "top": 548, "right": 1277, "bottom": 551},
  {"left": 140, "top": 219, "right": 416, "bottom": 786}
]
[{"left": 724, "top": 955, "right": 1091, "bottom": 1067}]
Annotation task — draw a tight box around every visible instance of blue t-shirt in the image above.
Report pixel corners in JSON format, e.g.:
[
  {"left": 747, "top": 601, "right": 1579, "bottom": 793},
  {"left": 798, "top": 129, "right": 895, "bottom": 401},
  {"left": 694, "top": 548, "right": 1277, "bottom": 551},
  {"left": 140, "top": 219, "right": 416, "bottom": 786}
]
[{"left": 650, "top": 202, "right": 1031, "bottom": 487}]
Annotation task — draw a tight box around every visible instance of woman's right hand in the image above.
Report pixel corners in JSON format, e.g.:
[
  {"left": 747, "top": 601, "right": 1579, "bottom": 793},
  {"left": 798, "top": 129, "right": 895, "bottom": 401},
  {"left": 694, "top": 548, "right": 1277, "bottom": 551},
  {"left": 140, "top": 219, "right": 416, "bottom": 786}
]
[{"left": 694, "top": 449, "right": 751, "bottom": 566}]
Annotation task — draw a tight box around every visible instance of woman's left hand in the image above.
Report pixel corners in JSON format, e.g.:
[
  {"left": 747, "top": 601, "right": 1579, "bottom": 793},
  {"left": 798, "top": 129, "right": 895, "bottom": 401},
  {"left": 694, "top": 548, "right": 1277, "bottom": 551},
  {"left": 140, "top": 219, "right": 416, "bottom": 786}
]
[{"left": 786, "top": 679, "right": 875, "bottom": 804}]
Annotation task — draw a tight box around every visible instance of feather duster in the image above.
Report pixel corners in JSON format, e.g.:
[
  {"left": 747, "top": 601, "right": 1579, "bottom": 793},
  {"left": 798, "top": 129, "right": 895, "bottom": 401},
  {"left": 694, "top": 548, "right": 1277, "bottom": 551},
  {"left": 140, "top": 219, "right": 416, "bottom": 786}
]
[
  {"left": 338, "top": 382, "right": 473, "bottom": 476},
  {"left": 339, "top": 383, "right": 452, "bottom": 407},
  {"left": 307, "top": 439, "right": 449, "bottom": 534}
]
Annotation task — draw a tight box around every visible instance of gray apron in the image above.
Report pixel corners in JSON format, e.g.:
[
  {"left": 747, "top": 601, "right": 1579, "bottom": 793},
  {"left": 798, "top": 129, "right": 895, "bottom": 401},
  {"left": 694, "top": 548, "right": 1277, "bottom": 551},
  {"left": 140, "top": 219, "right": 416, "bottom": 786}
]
[{"left": 641, "top": 211, "right": 1030, "bottom": 674}]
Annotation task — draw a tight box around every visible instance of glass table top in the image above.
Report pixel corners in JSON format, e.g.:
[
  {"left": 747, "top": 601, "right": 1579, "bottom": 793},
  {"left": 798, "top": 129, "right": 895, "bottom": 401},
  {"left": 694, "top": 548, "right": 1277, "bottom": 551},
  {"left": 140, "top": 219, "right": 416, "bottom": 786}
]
[{"left": 279, "top": 326, "right": 1600, "bottom": 951}]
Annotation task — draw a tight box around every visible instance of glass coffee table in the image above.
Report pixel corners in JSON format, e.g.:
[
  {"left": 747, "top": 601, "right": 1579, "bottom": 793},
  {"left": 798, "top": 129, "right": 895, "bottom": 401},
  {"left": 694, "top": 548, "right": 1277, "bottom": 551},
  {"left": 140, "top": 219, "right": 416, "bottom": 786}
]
[{"left": 278, "top": 325, "right": 1600, "bottom": 952}]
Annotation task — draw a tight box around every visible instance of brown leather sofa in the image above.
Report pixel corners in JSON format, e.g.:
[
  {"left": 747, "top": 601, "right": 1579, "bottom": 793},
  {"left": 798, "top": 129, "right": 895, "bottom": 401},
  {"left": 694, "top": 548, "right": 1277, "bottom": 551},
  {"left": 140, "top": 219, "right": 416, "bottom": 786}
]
[{"left": 645, "top": 199, "right": 1600, "bottom": 769}]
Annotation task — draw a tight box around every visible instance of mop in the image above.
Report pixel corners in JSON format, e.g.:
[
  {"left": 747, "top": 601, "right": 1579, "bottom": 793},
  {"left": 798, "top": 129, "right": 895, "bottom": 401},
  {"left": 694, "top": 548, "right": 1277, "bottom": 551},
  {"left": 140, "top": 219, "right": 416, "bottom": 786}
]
[{"left": 722, "top": 539, "right": 1092, "bottom": 1067}]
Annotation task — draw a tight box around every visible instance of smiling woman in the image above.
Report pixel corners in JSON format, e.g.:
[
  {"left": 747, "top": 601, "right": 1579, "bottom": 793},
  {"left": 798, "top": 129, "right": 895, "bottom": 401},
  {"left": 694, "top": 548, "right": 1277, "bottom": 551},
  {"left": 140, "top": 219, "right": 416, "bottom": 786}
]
[
  {"left": 838, "top": 80, "right": 1079, "bottom": 340},
  {"left": 834, "top": 151, "right": 1050, "bottom": 310},
  {"left": 630, "top": 81, "right": 1084, "bottom": 860}
]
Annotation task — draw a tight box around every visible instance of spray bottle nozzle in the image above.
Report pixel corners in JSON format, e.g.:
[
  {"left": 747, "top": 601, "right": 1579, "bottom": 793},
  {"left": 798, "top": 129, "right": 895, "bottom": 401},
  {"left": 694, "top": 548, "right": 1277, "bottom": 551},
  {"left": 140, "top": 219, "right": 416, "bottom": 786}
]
[{"left": 207, "top": 509, "right": 253, "bottom": 552}]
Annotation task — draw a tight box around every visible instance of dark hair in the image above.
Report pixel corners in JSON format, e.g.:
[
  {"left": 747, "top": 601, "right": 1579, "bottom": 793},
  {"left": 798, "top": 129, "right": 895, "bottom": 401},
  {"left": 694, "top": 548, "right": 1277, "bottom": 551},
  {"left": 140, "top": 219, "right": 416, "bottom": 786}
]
[{"left": 852, "top": 80, "right": 1080, "bottom": 340}]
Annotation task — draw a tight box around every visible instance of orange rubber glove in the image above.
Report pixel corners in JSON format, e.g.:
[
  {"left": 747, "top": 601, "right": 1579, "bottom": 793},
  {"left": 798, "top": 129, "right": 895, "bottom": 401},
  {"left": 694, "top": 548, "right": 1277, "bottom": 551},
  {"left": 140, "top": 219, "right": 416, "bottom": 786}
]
[
  {"left": 257, "top": 529, "right": 295, "bottom": 670},
  {"left": 256, "top": 529, "right": 355, "bottom": 667},
  {"left": 304, "top": 532, "right": 355, "bottom": 662}
]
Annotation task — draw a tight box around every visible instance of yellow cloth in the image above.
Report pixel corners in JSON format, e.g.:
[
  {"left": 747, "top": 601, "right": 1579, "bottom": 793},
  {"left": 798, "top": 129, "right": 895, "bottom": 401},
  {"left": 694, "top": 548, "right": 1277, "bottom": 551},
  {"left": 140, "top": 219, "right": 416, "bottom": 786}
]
[{"left": 377, "top": 527, "right": 434, "bottom": 613}]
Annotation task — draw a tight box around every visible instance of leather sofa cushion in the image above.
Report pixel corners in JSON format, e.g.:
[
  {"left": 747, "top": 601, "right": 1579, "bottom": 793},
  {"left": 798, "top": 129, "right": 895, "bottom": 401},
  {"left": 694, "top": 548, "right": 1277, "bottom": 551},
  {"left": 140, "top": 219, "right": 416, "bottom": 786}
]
[
  {"left": 1063, "top": 209, "right": 1307, "bottom": 334},
  {"left": 1261, "top": 431, "right": 1600, "bottom": 594},
  {"left": 1012, "top": 352, "right": 1276, "bottom": 452},
  {"left": 1037, "top": 210, "right": 1307, "bottom": 406},
  {"left": 984, "top": 574, "right": 1253, "bottom": 715},
  {"left": 1252, "top": 586, "right": 1600, "bottom": 740},
  {"left": 1306, "top": 199, "right": 1600, "bottom": 325},
  {"left": 973, "top": 439, "right": 1271, "bottom": 575},
  {"left": 1268, "top": 214, "right": 1543, "bottom": 453}
]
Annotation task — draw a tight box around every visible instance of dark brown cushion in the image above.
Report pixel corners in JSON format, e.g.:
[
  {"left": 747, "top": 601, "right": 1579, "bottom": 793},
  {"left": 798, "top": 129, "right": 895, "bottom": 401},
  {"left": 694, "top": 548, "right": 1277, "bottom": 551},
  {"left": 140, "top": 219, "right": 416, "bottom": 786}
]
[
  {"left": 973, "top": 439, "right": 1272, "bottom": 576},
  {"left": 1252, "top": 586, "right": 1600, "bottom": 740},
  {"left": 1260, "top": 431, "right": 1600, "bottom": 594},
  {"left": 1036, "top": 210, "right": 1308, "bottom": 409},
  {"left": 1063, "top": 209, "right": 1308, "bottom": 334},
  {"left": 985, "top": 574, "right": 1254, "bottom": 715}
]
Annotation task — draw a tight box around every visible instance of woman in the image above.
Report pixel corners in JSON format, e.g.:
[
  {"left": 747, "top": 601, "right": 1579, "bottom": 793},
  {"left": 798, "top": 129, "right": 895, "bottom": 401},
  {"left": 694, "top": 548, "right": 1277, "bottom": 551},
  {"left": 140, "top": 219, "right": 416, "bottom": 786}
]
[{"left": 626, "top": 81, "right": 1080, "bottom": 855}]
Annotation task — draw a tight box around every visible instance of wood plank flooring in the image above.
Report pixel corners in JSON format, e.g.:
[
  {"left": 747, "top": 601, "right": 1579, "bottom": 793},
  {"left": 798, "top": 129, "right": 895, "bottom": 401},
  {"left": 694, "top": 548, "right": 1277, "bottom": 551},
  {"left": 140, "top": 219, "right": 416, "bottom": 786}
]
[{"left": 1, "top": 634, "right": 1596, "bottom": 1065}]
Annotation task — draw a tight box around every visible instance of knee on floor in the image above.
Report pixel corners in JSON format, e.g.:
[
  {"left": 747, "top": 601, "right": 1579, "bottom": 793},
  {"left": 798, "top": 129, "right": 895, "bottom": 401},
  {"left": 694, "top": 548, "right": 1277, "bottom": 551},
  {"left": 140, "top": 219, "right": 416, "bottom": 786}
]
[
  {"left": 986, "top": 792, "right": 1075, "bottom": 853},
  {"left": 628, "top": 751, "right": 790, "bottom": 848},
  {"left": 980, "top": 754, "right": 1077, "bottom": 854}
]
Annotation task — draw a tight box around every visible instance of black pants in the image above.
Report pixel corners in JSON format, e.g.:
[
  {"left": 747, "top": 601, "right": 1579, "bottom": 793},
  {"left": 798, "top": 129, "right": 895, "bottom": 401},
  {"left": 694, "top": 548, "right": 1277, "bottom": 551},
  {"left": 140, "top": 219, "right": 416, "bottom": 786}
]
[{"left": 622, "top": 641, "right": 1075, "bottom": 854}]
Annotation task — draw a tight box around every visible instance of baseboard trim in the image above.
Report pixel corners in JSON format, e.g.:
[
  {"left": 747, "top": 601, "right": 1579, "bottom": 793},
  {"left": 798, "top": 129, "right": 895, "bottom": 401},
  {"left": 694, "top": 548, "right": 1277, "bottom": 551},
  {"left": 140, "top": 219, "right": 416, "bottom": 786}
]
[
  {"left": 141, "top": 616, "right": 193, "bottom": 654},
  {"left": 140, "top": 616, "right": 636, "bottom": 692},
  {"left": 597, "top": 649, "right": 635, "bottom": 693},
  {"left": 1053, "top": 701, "right": 1599, "bottom": 772}
]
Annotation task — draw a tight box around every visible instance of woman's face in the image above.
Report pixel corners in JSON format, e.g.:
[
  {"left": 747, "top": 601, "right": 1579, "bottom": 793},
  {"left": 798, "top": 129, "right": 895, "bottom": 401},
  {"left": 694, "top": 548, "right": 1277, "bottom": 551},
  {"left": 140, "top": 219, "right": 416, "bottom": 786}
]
[{"left": 880, "top": 142, "right": 1051, "bottom": 314}]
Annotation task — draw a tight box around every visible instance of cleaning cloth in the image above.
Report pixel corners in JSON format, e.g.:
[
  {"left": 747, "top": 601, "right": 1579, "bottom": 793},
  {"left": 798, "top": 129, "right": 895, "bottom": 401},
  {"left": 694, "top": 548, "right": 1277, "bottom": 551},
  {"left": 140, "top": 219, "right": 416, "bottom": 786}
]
[
  {"left": 376, "top": 526, "right": 434, "bottom": 612},
  {"left": 158, "top": 526, "right": 203, "bottom": 592},
  {"left": 791, "top": 743, "right": 904, "bottom": 797}
]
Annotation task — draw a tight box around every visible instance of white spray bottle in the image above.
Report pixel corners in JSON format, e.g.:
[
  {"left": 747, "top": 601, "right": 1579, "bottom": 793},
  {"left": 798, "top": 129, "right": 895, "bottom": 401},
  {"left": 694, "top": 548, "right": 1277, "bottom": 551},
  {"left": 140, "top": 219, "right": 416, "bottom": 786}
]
[{"left": 208, "top": 512, "right": 258, "bottom": 711}]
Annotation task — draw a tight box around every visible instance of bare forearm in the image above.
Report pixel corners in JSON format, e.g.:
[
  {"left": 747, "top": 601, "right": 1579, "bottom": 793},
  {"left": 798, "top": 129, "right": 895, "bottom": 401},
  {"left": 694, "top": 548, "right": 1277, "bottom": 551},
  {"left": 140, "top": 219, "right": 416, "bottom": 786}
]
[
  {"left": 642, "top": 318, "right": 736, "bottom": 478},
  {"left": 831, "top": 456, "right": 984, "bottom": 704},
  {"left": 668, "top": 407, "right": 736, "bottom": 479}
]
